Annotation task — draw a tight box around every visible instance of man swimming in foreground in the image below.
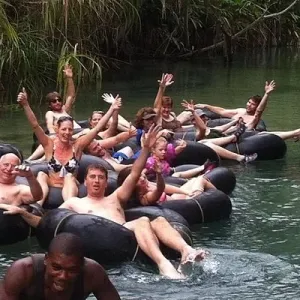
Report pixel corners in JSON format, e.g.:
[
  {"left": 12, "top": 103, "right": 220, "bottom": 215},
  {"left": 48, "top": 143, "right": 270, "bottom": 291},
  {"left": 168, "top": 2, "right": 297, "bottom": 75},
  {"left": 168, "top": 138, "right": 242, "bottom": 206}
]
[
  {"left": 0, "top": 232, "right": 120, "bottom": 299},
  {"left": 0, "top": 125, "right": 206, "bottom": 279}
]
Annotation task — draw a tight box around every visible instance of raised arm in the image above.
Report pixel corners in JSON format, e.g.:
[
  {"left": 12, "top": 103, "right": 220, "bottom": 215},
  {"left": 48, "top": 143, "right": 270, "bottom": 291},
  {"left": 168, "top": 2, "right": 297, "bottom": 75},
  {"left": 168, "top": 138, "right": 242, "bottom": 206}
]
[
  {"left": 195, "top": 103, "right": 240, "bottom": 118},
  {"left": 14, "top": 165, "right": 43, "bottom": 203},
  {"left": 116, "top": 125, "right": 161, "bottom": 204},
  {"left": 17, "top": 89, "right": 51, "bottom": 149},
  {"left": 102, "top": 109, "right": 119, "bottom": 139},
  {"left": 62, "top": 64, "right": 76, "bottom": 114},
  {"left": 76, "top": 98, "right": 122, "bottom": 151},
  {"left": 141, "top": 162, "right": 165, "bottom": 206},
  {"left": 153, "top": 73, "right": 174, "bottom": 112},
  {"left": 247, "top": 80, "right": 276, "bottom": 130},
  {"left": 181, "top": 100, "right": 206, "bottom": 139},
  {"left": 99, "top": 125, "right": 137, "bottom": 149}
]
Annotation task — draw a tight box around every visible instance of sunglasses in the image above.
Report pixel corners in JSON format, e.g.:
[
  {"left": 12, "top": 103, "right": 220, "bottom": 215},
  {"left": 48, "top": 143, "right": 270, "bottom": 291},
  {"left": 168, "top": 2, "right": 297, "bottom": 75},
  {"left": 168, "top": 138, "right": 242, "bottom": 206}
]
[{"left": 50, "top": 97, "right": 62, "bottom": 104}]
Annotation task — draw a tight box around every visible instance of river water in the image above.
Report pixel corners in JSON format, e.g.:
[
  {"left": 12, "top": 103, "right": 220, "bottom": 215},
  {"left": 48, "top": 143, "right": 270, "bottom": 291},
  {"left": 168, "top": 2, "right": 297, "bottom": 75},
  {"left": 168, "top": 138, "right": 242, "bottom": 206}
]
[{"left": 1, "top": 49, "right": 300, "bottom": 299}]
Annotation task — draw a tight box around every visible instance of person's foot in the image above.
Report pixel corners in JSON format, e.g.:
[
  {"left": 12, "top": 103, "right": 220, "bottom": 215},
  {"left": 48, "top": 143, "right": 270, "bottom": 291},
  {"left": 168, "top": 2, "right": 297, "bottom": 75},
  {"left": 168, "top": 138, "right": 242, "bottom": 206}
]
[
  {"left": 180, "top": 247, "right": 207, "bottom": 266},
  {"left": 233, "top": 122, "right": 246, "bottom": 142},
  {"left": 242, "top": 153, "right": 258, "bottom": 163},
  {"left": 158, "top": 260, "right": 185, "bottom": 279}
]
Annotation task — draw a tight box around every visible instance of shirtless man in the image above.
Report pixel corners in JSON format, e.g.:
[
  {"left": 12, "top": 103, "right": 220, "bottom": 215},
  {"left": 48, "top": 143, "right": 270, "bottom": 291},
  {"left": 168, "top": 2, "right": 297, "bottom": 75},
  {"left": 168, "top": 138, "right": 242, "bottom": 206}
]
[
  {"left": 0, "top": 232, "right": 120, "bottom": 299},
  {"left": 194, "top": 80, "right": 276, "bottom": 130},
  {"left": 0, "top": 153, "right": 42, "bottom": 205},
  {"left": 0, "top": 125, "right": 206, "bottom": 279},
  {"left": 45, "top": 64, "right": 81, "bottom": 134}
]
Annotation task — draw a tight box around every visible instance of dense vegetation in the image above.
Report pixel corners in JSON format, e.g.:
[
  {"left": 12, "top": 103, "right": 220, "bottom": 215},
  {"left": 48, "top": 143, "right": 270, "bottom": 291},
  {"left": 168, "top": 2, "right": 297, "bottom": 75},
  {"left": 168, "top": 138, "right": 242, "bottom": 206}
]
[{"left": 0, "top": 0, "right": 299, "bottom": 102}]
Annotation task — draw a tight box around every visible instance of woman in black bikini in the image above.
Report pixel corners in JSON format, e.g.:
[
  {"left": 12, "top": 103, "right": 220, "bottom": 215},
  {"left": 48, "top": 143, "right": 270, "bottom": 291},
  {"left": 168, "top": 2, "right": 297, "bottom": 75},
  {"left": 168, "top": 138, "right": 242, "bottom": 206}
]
[{"left": 17, "top": 88, "right": 121, "bottom": 204}]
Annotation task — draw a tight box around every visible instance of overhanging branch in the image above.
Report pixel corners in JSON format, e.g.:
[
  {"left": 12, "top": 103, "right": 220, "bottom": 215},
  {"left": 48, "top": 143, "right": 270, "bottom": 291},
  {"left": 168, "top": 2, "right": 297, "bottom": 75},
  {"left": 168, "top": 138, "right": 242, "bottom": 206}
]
[{"left": 180, "top": 0, "right": 299, "bottom": 58}]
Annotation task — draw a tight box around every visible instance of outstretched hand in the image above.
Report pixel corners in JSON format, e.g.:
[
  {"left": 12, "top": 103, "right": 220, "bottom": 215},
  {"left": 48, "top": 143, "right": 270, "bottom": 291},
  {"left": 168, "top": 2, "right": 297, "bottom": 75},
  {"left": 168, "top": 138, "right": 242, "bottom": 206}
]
[
  {"left": 110, "top": 96, "right": 122, "bottom": 111},
  {"left": 63, "top": 64, "right": 73, "bottom": 78},
  {"left": 141, "top": 124, "right": 161, "bottom": 149},
  {"left": 102, "top": 93, "right": 115, "bottom": 104},
  {"left": 158, "top": 73, "right": 174, "bottom": 88},
  {"left": 12, "top": 165, "right": 34, "bottom": 178},
  {"left": 0, "top": 204, "right": 24, "bottom": 215},
  {"left": 181, "top": 100, "right": 195, "bottom": 112},
  {"left": 17, "top": 88, "right": 29, "bottom": 106},
  {"left": 265, "top": 80, "right": 276, "bottom": 94}
]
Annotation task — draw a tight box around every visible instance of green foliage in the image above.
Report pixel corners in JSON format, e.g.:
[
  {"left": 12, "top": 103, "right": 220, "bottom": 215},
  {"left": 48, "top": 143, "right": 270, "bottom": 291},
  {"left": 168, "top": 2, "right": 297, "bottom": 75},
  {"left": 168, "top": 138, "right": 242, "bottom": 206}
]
[{"left": 0, "top": 0, "right": 299, "bottom": 103}]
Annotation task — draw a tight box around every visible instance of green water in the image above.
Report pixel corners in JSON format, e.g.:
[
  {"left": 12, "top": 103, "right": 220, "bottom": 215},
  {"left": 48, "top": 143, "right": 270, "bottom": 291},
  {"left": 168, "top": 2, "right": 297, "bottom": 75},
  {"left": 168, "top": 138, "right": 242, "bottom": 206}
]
[{"left": 1, "top": 48, "right": 300, "bottom": 299}]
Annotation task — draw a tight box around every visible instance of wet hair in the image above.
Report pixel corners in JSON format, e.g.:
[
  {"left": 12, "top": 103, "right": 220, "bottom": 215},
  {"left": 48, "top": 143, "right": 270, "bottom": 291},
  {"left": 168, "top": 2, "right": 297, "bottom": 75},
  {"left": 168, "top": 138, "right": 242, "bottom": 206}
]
[
  {"left": 249, "top": 95, "right": 262, "bottom": 105},
  {"left": 134, "top": 107, "right": 157, "bottom": 129},
  {"left": 161, "top": 96, "right": 173, "bottom": 107},
  {"left": 46, "top": 92, "right": 62, "bottom": 104},
  {"left": 89, "top": 111, "right": 105, "bottom": 126},
  {"left": 57, "top": 116, "right": 74, "bottom": 128},
  {"left": 48, "top": 233, "right": 84, "bottom": 261},
  {"left": 85, "top": 163, "right": 108, "bottom": 179}
]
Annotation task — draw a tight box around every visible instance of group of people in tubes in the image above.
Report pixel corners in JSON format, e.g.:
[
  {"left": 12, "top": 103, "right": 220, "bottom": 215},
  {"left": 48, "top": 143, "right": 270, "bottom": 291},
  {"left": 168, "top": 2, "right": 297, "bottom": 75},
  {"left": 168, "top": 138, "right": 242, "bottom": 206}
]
[{"left": 1, "top": 65, "right": 300, "bottom": 298}]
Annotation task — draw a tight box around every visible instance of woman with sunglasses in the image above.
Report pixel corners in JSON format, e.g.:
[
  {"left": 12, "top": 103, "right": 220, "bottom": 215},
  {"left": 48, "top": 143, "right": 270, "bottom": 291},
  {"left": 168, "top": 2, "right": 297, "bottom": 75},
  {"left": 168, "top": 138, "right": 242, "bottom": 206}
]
[
  {"left": 17, "top": 88, "right": 121, "bottom": 204},
  {"left": 45, "top": 64, "right": 81, "bottom": 134}
]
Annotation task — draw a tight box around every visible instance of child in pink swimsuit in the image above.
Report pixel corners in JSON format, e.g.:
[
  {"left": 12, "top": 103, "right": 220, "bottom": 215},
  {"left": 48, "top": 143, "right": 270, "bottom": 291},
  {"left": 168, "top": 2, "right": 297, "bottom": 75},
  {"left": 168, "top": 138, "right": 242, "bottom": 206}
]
[{"left": 145, "top": 137, "right": 215, "bottom": 182}]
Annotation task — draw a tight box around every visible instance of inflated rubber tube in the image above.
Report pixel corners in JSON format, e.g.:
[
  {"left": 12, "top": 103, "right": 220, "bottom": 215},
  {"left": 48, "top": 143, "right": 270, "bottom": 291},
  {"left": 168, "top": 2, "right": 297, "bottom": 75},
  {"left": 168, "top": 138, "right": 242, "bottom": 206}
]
[
  {"left": 77, "top": 120, "right": 89, "bottom": 128},
  {"left": 207, "top": 118, "right": 267, "bottom": 132},
  {"left": 160, "top": 189, "right": 232, "bottom": 225},
  {"left": 0, "top": 204, "right": 44, "bottom": 245},
  {"left": 172, "top": 142, "right": 220, "bottom": 167},
  {"left": 224, "top": 133, "right": 287, "bottom": 160},
  {"left": 35, "top": 208, "right": 192, "bottom": 265},
  {"left": 113, "top": 137, "right": 140, "bottom": 153},
  {"left": 207, "top": 118, "right": 233, "bottom": 127},
  {"left": 205, "top": 167, "right": 236, "bottom": 195},
  {"left": 125, "top": 206, "right": 192, "bottom": 249},
  {"left": 0, "top": 143, "right": 23, "bottom": 161}
]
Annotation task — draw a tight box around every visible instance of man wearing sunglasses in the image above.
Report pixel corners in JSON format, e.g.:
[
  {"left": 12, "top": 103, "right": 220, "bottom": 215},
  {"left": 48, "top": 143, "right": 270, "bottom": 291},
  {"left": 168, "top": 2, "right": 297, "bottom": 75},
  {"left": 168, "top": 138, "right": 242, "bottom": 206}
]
[{"left": 45, "top": 64, "right": 81, "bottom": 134}]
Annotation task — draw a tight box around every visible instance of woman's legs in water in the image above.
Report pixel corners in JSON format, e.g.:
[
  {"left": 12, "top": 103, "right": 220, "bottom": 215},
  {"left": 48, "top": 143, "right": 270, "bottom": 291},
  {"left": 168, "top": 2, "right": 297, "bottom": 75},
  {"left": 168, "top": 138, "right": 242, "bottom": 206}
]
[
  {"left": 203, "top": 142, "right": 257, "bottom": 162},
  {"left": 259, "top": 129, "right": 300, "bottom": 140},
  {"left": 199, "top": 135, "right": 236, "bottom": 146},
  {"left": 36, "top": 171, "right": 49, "bottom": 206},
  {"left": 62, "top": 174, "right": 78, "bottom": 201}
]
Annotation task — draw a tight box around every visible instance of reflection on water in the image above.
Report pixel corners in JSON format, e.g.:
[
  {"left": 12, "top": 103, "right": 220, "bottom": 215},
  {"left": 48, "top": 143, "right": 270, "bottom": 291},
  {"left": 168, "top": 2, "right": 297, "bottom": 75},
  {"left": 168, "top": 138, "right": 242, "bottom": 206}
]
[{"left": 1, "top": 49, "right": 300, "bottom": 299}]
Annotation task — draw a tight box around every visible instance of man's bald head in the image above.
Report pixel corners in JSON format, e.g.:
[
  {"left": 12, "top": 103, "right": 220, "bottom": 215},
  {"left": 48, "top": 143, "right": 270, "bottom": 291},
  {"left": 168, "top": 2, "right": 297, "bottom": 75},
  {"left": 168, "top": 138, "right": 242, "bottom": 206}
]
[{"left": 0, "top": 153, "right": 21, "bottom": 165}]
